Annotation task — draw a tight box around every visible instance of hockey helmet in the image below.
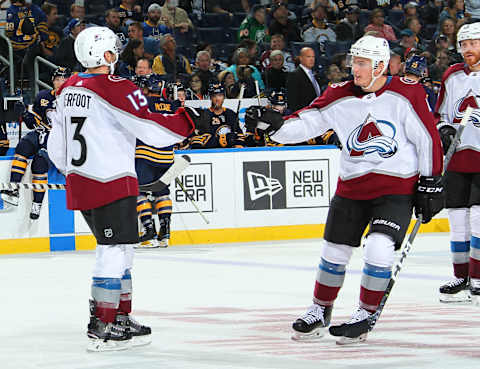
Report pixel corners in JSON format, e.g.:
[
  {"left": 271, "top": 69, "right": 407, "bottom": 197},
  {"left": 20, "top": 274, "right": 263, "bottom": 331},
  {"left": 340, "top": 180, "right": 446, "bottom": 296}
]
[
  {"left": 208, "top": 83, "right": 225, "bottom": 97},
  {"left": 404, "top": 55, "right": 427, "bottom": 77},
  {"left": 52, "top": 66, "right": 72, "bottom": 80},
  {"left": 74, "top": 26, "right": 122, "bottom": 73},
  {"left": 268, "top": 90, "right": 287, "bottom": 106},
  {"left": 457, "top": 22, "right": 480, "bottom": 53}
]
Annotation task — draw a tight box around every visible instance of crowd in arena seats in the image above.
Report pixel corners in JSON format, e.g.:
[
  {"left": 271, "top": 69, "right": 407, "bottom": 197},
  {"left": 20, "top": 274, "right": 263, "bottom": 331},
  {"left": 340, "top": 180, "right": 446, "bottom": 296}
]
[{"left": 0, "top": 0, "right": 478, "bottom": 149}]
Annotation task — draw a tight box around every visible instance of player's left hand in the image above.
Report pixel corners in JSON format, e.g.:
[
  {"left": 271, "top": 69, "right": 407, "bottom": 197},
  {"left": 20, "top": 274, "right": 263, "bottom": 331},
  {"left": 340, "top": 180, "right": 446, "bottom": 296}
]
[
  {"left": 245, "top": 106, "right": 284, "bottom": 135},
  {"left": 414, "top": 176, "right": 444, "bottom": 223},
  {"left": 184, "top": 107, "right": 210, "bottom": 133}
]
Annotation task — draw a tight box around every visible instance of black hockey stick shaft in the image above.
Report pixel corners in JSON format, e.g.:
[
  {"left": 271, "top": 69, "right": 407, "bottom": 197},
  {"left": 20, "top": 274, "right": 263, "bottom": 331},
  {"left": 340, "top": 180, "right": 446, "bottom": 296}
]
[{"left": 367, "top": 106, "right": 474, "bottom": 331}]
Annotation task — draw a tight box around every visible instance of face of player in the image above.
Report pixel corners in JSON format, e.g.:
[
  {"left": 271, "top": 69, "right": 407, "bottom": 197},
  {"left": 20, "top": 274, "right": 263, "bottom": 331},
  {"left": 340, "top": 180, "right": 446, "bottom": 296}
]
[
  {"left": 148, "top": 9, "right": 161, "bottom": 24},
  {"left": 460, "top": 39, "right": 480, "bottom": 68},
  {"left": 352, "top": 56, "right": 375, "bottom": 88},
  {"left": 52, "top": 76, "right": 66, "bottom": 91},
  {"left": 211, "top": 93, "right": 224, "bottom": 109}
]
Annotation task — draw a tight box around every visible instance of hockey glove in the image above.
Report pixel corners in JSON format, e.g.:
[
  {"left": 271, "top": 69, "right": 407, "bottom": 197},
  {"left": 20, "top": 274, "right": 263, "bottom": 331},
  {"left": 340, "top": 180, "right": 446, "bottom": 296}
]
[
  {"left": 438, "top": 125, "right": 456, "bottom": 155},
  {"left": 184, "top": 106, "right": 210, "bottom": 133},
  {"left": 414, "top": 176, "right": 444, "bottom": 224},
  {"left": 244, "top": 106, "right": 284, "bottom": 136}
]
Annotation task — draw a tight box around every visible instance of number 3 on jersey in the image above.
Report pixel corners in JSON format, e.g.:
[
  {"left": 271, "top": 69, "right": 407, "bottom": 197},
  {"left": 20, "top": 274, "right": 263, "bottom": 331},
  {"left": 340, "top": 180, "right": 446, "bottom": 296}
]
[{"left": 71, "top": 117, "right": 87, "bottom": 166}]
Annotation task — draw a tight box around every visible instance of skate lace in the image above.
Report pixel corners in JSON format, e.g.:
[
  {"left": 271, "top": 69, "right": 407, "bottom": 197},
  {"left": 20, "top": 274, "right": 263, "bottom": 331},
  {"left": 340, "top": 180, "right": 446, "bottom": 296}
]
[
  {"left": 108, "top": 322, "right": 129, "bottom": 338},
  {"left": 346, "top": 308, "right": 371, "bottom": 324},
  {"left": 300, "top": 304, "right": 325, "bottom": 325},
  {"left": 444, "top": 277, "right": 466, "bottom": 288},
  {"left": 31, "top": 203, "right": 41, "bottom": 215}
]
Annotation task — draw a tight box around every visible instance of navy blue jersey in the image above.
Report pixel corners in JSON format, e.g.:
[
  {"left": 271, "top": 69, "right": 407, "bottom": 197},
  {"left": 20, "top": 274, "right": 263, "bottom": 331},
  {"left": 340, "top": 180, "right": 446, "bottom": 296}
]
[
  {"left": 25, "top": 89, "right": 56, "bottom": 131},
  {"left": 5, "top": 4, "right": 48, "bottom": 51}
]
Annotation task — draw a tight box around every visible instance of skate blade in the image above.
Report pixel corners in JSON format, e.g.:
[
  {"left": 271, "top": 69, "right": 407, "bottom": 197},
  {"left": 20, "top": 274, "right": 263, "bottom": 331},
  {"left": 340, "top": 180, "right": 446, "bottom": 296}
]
[
  {"left": 291, "top": 327, "right": 326, "bottom": 341},
  {"left": 336, "top": 333, "right": 368, "bottom": 345},
  {"left": 157, "top": 239, "right": 169, "bottom": 248},
  {"left": 1, "top": 194, "right": 18, "bottom": 207},
  {"left": 471, "top": 294, "right": 480, "bottom": 306},
  {"left": 86, "top": 338, "right": 131, "bottom": 352},
  {"left": 131, "top": 335, "right": 152, "bottom": 347},
  {"left": 134, "top": 240, "right": 159, "bottom": 249},
  {"left": 439, "top": 291, "right": 472, "bottom": 303}
]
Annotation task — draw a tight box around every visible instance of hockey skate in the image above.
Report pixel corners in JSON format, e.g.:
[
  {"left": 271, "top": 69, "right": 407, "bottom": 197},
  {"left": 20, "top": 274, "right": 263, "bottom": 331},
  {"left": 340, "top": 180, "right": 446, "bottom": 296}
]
[
  {"left": 30, "top": 202, "right": 42, "bottom": 220},
  {"left": 0, "top": 189, "right": 19, "bottom": 206},
  {"left": 139, "top": 222, "right": 156, "bottom": 243},
  {"left": 329, "top": 307, "right": 371, "bottom": 345},
  {"left": 291, "top": 304, "right": 332, "bottom": 341},
  {"left": 470, "top": 278, "right": 480, "bottom": 306},
  {"left": 116, "top": 313, "right": 152, "bottom": 347},
  {"left": 157, "top": 217, "right": 170, "bottom": 248},
  {"left": 439, "top": 277, "right": 471, "bottom": 303}
]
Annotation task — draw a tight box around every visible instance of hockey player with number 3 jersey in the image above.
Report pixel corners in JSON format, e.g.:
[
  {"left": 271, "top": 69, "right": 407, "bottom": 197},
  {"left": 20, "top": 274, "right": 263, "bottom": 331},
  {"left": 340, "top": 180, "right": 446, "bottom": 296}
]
[
  {"left": 47, "top": 27, "right": 203, "bottom": 352},
  {"left": 435, "top": 21, "right": 480, "bottom": 303},
  {"left": 245, "top": 35, "right": 443, "bottom": 344}
]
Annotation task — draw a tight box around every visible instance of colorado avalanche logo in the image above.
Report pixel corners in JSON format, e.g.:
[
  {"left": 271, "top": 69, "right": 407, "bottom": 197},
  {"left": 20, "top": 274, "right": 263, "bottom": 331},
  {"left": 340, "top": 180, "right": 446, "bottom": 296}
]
[
  {"left": 347, "top": 114, "right": 398, "bottom": 158},
  {"left": 453, "top": 89, "right": 480, "bottom": 127}
]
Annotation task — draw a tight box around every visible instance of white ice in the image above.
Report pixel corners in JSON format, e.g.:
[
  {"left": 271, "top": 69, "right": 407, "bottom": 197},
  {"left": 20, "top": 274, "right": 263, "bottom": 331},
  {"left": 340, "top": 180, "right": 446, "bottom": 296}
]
[{"left": 2, "top": 233, "right": 480, "bottom": 369}]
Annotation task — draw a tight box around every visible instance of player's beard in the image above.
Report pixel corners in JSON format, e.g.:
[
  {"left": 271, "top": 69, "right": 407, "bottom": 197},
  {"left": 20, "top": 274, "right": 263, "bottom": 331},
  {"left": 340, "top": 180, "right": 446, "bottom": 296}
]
[{"left": 463, "top": 49, "right": 480, "bottom": 68}]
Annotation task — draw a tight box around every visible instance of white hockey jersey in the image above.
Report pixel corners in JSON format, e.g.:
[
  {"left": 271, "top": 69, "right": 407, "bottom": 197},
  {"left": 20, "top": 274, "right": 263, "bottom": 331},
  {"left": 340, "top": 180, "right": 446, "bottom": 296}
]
[
  {"left": 48, "top": 73, "right": 194, "bottom": 210},
  {"left": 435, "top": 63, "right": 480, "bottom": 173},
  {"left": 271, "top": 76, "right": 443, "bottom": 200}
]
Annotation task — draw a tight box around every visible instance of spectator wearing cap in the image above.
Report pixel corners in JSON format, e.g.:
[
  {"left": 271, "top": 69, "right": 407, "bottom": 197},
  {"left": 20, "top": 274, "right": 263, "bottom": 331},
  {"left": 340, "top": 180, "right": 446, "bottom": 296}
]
[
  {"left": 260, "top": 33, "right": 295, "bottom": 72},
  {"left": 160, "top": 0, "right": 194, "bottom": 34},
  {"left": 268, "top": 2, "right": 302, "bottom": 42},
  {"left": 116, "top": 0, "right": 143, "bottom": 26},
  {"left": 439, "top": 0, "right": 465, "bottom": 24},
  {"left": 105, "top": 8, "right": 128, "bottom": 44},
  {"left": 225, "top": 48, "right": 265, "bottom": 91},
  {"left": 55, "top": 18, "right": 85, "bottom": 71},
  {"left": 264, "top": 49, "right": 288, "bottom": 90},
  {"left": 238, "top": 4, "right": 268, "bottom": 43},
  {"left": 302, "top": 4, "right": 336, "bottom": 51},
  {"left": 393, "top": 29, "right": 420, "bottom": 60},
  {"left": 404, "top": 1, "right": 419, "bottom": 20},
  {"left": 152, "top": 34, "right": 192, "bottom": 78},
  {"left": 127, "top": 22, "right": 160, "bottom": 59},
  {"left": 41, "top": 2, "right": 63, "bottom": 59},
  {"left": 63, "top": 3, "right": 85, "bottom": 36},
  {"left": 364, "top": 8, "right": 397, "bottom": 41},
  {"left": 194, "top": 50, "right": 219, "bottom": 90},
  {"left": 143, "top": 3, "right": 171, "bottom": 40},
  {"left": 335, "top": 5, "right": 363, "bottom": 41}
]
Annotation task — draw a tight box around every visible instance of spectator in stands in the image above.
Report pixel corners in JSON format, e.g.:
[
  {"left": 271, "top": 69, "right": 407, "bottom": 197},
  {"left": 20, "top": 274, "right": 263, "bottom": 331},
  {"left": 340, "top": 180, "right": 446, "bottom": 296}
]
[
  {"left": 118, "top": 39, "right": 144, "bottom": 77},
  {"left": 406, "top": 17, "right": 424, "bottom": 48},
  {"left": 205, "top": 0, "right": 246, "bottom": 17},
  {"left": 404, "top": 2, "right": 419, "bottom": 22},
  {"left": 321, "top": 64, "right": 344, "bottom": 92},
  {"left": 54, "top": 18, "right": 85, "bottom": 71},
  {"left": 135, "top": 57, "right": 153, "bottom": 76},
  {"left": 197, "top": 43, "right": 228, "bottom": 73},
  {"left": 44, "top": 0, "right": 72, "bottom": 16},
  {"left": 260, "top": 33, "right": 295, "bottom": 72},
  {"left": 116, "top": 0, "right": 143, "bottom": 25},
  {"left": 128, "top": 22, "right": 160, "bottom": 59},
  {"left": 335, "top": 5, "right": 363, "bottom": 42},
  {"left": 225, "top": 48, "right": 265, "bottom": 91},
  {"left": 239, "top": 39, "right": 261, "bottom": 69},
  {"left": 160, "top": 0, "right": 194, "bottom": 34},
  {"left": 420, "top": 0, "right": 444, "bottom": 25},
  {"left": 331, "top": 53, "right": 350, "bottom": 78},
  {"left": 465, "top": 0, "right": 480, "bottom": 20},
  {"left": 389, "top": 51, "right": 404, "bottom": 76},
  {"left": 439, "top": 0, "right": 465, "bottom": 23},
  {"left": 41, "top": 2, "right": 62, "bottom": 59},
  {"left": 438, "top": 17, "right": 457, "bottom": 51},
  {"left": 310, "top": 0, "right": 340, "bottom": 23},
  {"left": 194, "top": 50, "right": 218, "bottom": 89},
  {"left": 268, "top": 2, "right": 301, "bottom": 42},
  {"left": 302, "top": 4, "right": 336, "bottom": 51},
  {"left": 218, "top": 70, "right": 238, "bottom": 98},
  {"left": 152, "top": 33, "right": 192, "bottom": 78},
  {"left": 429, "top": 49, "right": 450, "bottom": 81},
  {"left": 393, "top": 29, "right": 422, "bottom": 59},
  {"left": 238, "top": 4, "right": 268, "bottom": 43},
  {"left": 143, "top": 3, "right": 171, "bottom": 40},
  {"left": 186, "top": 72, "right": 207, "bottom": 99},
  {"left": 364, "top": 8, "right": 397, "bottom": 41},
  {"left": 287, "top": 47, "right": 321, "bottom": 112},
  {"left": 264, "top": 50, "right": 288, "bottom": 91},
  {"left": 62, "top": 3, "right": 85, "bottom": 36},
  {"left": 105, "top": 8, "right": 128, "bottom": 44}
]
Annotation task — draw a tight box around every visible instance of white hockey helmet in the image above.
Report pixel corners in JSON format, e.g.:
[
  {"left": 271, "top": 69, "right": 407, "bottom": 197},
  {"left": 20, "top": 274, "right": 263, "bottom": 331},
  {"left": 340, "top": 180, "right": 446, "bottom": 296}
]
[
  {"left": 456, "top": 22, "right": 480, "bottom": 53},
  {"left": 74, "top": 26, "right": 122, "bottom": 72}
]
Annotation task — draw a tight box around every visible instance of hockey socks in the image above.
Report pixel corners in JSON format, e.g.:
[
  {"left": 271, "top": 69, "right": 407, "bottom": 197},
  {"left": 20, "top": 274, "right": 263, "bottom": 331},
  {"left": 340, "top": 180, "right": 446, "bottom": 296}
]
[
  {"left": 451, "top": 241, "right": 470, "bottom": 279},
  {"left": 313, "top": 258, "right": 346, "bottom": 306},
  {"left": 137, "top": 195, "right": 153, "bottom": 227},
  {"left": 119, "top": 270, "right": 132, "bottom": 315},
  {"left": 470, "top": 236, "right": 480, "bottom": 280},
  {"left": 10, "top": 154, "right": 28, "bottom": 182},
  {"left": 92, "top": 277, "right": 121, "bottom": 323},
  {"left": 359, "top": 263, "right": 391, "bottom": 313}
]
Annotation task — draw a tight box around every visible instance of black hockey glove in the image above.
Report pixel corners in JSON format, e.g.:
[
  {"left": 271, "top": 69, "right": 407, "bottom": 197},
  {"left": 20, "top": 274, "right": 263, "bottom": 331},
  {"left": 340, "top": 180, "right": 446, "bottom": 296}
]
[
  {"left": 244, "top": 106, "right": 284, "bottom": 136},
  {"left": 414, "top": 176, "right": 444, "bottom": 224},
  {"left": 438, "top": 125, "right": 456, "bottom": 155},
  {"left": 184, "top": 106, "right": 210, "bottom": 133}
]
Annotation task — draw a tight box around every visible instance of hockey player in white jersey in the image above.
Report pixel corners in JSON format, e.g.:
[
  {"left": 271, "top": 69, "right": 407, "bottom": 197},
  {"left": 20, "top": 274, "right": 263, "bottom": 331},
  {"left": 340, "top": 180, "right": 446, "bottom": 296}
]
[
  {"left": 436, "top": 21, "right": 480, "bottom": 303},
  {"left": 245, "top": 35, "right": 444, "bottom": 344},
  {"left": 47, "top": 27, "right": 203, "bottom": 351}
]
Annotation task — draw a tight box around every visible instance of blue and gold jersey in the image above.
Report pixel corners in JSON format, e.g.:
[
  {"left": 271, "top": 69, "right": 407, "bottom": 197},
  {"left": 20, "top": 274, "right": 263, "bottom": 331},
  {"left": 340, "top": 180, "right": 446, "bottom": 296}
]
[
  {"left": 142, "top": 20, "right": 170, "bottom": 40},
  {"left": 5, "top": 4, "right": 48, "bottom": 51},
  {"left": 135, "top": 95, "right": 181, "bottom": 167},
  {"left": 25, "top": 89, "right": 56, "bottom": 131},
  {"left": 44, "top": 26, "right": 62, "bottom": 52}
]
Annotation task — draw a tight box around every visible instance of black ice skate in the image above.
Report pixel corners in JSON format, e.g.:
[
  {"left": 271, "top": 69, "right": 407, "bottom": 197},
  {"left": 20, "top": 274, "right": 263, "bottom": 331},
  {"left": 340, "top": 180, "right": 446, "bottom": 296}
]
[
  {"left": 116, "top": 313, "right": 152, "bottom": 347},
  {"left": 0, "top": 189, "right": 19, "bottom": 206},
  {"left": 139, "top": 222, "right": 156, "bottom": 243},
  {"left": 30, "top": 202, "right": 42, "bottom": 220},
  {"left": 158, "top": 217, "right": 170, "bottom": 248},
  {"left": 329, "top": 307, "right": 371, "bottom": 345},
  {"left": 291, "top": 304, "right": 332, "bottom": 341},
  {"left": 439, "top": 277, "right": 471, "bottom": 303}
]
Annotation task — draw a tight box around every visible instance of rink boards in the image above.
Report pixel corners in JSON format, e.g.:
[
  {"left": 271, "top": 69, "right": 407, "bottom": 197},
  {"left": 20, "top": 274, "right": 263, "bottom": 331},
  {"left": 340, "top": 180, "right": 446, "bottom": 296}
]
[{"left": 0, "top": 146, "right": 449, "bottom": 254}]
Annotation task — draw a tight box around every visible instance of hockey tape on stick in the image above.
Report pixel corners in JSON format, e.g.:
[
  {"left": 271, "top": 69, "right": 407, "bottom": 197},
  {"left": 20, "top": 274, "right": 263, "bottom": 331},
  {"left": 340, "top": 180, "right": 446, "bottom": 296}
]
[
  {"left": 366, "top": 107, "right": 474, "bottom": 332},
  {"left": 139, "top": 154, "right": 191, "bottom": 192},
  {"left": 174, "top": 177, "right": 209, "bottom": 224}
]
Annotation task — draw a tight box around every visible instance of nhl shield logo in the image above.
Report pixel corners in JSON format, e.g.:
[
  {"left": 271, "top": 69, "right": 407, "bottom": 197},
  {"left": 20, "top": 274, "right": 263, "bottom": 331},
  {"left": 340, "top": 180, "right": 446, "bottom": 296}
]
[
  {"left": 347, "top": 114, "right": 398, "bottom": 158},
  {"left": 104, "top": 228, "right": 114, "bottom": 238},
  {"left": 453, "top": 89, "right": 480, "bottom": 127}
]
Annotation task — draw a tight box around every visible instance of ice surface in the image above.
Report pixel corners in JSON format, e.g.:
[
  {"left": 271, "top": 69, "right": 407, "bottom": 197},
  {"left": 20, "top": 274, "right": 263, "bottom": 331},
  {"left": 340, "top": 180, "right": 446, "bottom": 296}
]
[{"left": 2, "top": 233, "right": 480, "bottom": 369}]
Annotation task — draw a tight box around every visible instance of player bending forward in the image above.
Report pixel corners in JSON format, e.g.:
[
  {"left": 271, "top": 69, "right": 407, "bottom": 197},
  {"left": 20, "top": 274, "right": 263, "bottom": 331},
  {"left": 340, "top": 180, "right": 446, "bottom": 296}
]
[
  {"left": 47, "top": 27, "right": 200, "bottom": 351},
  {"left": 436, "top": 21, "right": 480, "bottom": 303},
  {"left": 246, "top": 35, "right": 444, "bottom": 344}
]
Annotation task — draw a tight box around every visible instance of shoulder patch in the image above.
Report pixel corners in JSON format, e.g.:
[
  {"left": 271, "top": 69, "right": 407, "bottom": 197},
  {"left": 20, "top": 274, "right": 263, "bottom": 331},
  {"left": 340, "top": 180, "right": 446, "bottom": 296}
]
[
  {"left": 330, "top": 81, "right": 349, "bottom": 88},
  {"left": 108, "top": 75, "right": 126, "bottom": 83},
  {"left": 400, "top": 77, "right": 418, "bottom": 85}
]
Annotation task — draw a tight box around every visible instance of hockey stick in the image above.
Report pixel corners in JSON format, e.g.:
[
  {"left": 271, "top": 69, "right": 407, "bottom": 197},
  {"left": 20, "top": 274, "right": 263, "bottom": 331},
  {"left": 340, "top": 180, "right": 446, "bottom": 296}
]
[
  {"left": 0, "top": 155, "right": 192, "bottom": 192},
  {"left": 366, "top": 106, "right": 474, "bottom": 332},
  {"left": 174, "top": 177, "right": 209, "bottom": 224}
]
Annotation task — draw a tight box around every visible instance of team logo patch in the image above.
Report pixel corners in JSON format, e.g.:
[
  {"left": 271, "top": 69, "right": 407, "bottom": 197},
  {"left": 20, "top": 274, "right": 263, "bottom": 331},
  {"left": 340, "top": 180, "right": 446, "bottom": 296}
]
[
  {"left": 400, "top": 77, "right": 418, "bottom": 85},
  {"left": 347, "top": 114, "right": 398, "bottom": 158},
  {"left": 107, "top": 75, "right": 126, "bottom": 82},
  {"left": 453, "top": 89, "right": 480, "bottom": 126}
]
